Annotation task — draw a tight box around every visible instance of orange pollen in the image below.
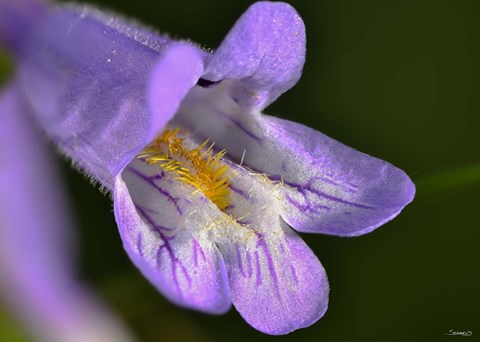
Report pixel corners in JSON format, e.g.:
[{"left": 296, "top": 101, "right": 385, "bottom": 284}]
[{"left": 137, "top": 128, "right": 231, "bottom": 210}]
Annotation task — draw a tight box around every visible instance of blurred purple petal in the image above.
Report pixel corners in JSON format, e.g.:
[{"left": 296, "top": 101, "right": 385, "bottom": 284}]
[
  {"left": 0, "top": 82, "right": 135, "bottom": 341},
  {"left": 0, "top": 0, "right": 48, "bottom": 51}
]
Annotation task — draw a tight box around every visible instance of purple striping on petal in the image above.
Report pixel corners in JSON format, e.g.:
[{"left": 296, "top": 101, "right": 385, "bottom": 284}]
[
  {"left": 236, "top": 164, "right": 368, "bottom": 208},
  {"left": 246, "top": 251, "right": 253, "bottom": 278},
  {"left": 214, "top": 109, "right": 263, "bottom": 142},
  {"left": 155, "top": 243, "right": 193, "bottom": 294},
  {"left": 285, "top": 194, "right": 331, "bottom": 214},
  {"left": 229, "top": 184, "right": 250, "bottom": 199},
  {"left": 256, "top": 234, "right": 281, "bottom": 297},
  {"left": 193, "top": 241, "right": 199, "bottom": 268},
  {"left": 136, "top": 205, "right": 176, "bottom": 229},
  {"left": 177, "top": 259, "right": 193, "bottom": 289},
  {"left": 192, "top": 239, "right": 207, "bottom": 268},
  {"left": 151, "top": 172, "right": 166, "bottom": 180},
  {"left": 236, "top": 245, "right": 246, "bottom": 277},
  {"left": 285, "top": 237, "right": 305, "bottom": 289},
  {"left": 289, "top": 264, "right": 299, "bottom": 286},
  {"left": 271, "top": 175, "right": 373, "bottom": 210},
  {"left": 324, "top": 171, "right": 360, "bottom": 187},
  {"left": 136, "top": 233, "right": 144, "bottom": 259},
  {"left": 346, "top": 182, "right": 360, "bottom": 189},
  {"left": 155, "top": 244, "right": 168, "bottom": 269},
  {"left": 300, "top": 186, "right": 373, "bottom": 209},
  {"left": 312, "top": 176, "right": 358, "bottom": 194},
  {"left": 254, "top": 251, "right": 262, "bottom": 286},
  {"left": 136, "top": 206, "right": 174, "bottom": 232},
  {"left": 135, "top": 207, "right": 192, "bottom": 294},
  {"left": 127, "top": 166, "right": 183, "bottom": 215}
]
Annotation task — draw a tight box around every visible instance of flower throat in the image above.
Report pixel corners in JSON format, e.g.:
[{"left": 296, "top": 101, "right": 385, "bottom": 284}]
[{"left": 138, "top": 128, "right": 231, "bottom": 210}]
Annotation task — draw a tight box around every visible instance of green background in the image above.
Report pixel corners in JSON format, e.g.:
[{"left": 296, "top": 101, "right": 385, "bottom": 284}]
[{"left": 1, "top": 0, "right": 479, "bottom": 341}]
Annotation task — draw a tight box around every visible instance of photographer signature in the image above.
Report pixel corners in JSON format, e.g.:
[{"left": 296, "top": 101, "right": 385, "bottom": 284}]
[{"left": 445, "top": 329, "right": 472, "bottom": 337}]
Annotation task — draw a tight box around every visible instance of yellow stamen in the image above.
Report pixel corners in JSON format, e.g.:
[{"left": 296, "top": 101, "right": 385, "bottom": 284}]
[{"left": 138, "top": 128, "right": 231, "bottom": 210}]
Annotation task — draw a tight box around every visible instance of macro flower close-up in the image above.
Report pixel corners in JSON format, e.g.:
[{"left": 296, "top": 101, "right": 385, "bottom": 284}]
[
  {"left": 1, "top": 0, "right": 415, "bottom": 337},
  {"left": 5, "top": 0, "right": 477, "bottom": 340}
]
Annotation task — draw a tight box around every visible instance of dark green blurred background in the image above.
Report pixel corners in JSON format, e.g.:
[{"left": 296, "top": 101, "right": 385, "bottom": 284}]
[{"left": 1, "top": 0, "right": 479, "bottom": 341}]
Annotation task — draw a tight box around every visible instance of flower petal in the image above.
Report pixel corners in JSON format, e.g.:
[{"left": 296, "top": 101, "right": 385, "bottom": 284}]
[
  {"left": 174, "top": 83, "right": 414, "bottom": 237},
  {"left": 113, "top": 159, "right": 231, "bottom": 314},
  {"left": 0, "top": 0, "right": 47, "bottom": 52},
  {"left": 220, "top": 224, "right": 329, "bottom": 335},
  {"left": 204, "top": 1, "right": 305, "bottom": 109},
  {"left": 0, "top": 82, "right": 134, "bottom": 342},
  {"left": 0, "top": 82, "right": 73, "bottom": 301},
  {"left": 257, "top": 115, "right": 416, "bottom": 236},
  {"left": 212, "top": 161, "right": 328, "bottom": 334},
  {"left": 148, "top": 44, "right": 204, "bottom": 145},
  {"left": 14, "top": 5, "right": 203, "bottom": 188}
]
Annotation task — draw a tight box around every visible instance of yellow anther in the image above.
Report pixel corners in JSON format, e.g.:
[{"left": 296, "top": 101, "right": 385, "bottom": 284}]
[{"left": 138, "top": 128, "right": 231, "bottom": 210}]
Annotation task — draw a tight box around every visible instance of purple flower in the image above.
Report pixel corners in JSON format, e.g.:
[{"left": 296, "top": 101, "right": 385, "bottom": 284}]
[{"left": 1, "top": 0, "right": 415, "bottom": 335}]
